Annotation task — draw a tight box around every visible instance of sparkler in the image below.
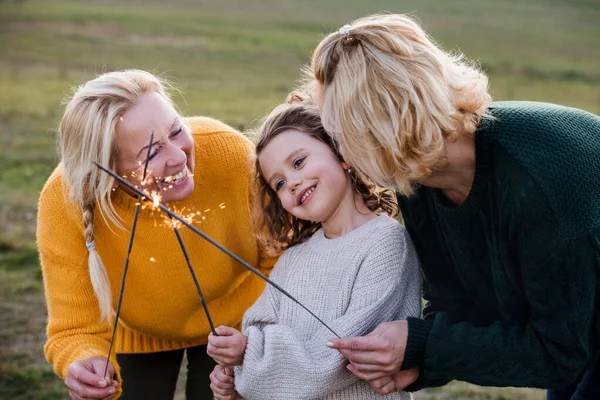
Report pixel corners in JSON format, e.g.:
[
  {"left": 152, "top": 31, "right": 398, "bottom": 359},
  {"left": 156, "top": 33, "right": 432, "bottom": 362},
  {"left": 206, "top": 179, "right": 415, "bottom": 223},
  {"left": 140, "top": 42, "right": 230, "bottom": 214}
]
[
  {"left": 168, "top": 215, "right": 217, "bottom": 336},
  {"left": 140, "top": 165, "right": 218, "bottom": 336},
  {"left": 94, "top": 161, "right": 341, "bottom": 339},
  {"left": 103, "top": 132, "right": 154, "bottom": 380}
]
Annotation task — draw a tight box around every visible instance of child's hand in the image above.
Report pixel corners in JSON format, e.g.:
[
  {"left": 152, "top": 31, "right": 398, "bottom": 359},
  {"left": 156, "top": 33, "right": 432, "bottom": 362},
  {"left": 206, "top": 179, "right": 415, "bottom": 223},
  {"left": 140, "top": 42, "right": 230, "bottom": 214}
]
[
  {"left": 209, "top": 365, "right": 241, "bottom": 400},
  {"left": 365, "top": 373, "right": 395, "bottom": 396},
  {"left": 207, "top": 326, "right": 248, "bottom": 367}
]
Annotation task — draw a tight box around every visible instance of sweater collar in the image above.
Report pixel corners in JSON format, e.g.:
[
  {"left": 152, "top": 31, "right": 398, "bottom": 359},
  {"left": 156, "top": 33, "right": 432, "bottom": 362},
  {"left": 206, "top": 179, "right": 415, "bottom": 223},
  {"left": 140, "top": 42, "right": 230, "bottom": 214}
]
[{"left": 307, "top": 214, "right": 391, "bottom": 253}]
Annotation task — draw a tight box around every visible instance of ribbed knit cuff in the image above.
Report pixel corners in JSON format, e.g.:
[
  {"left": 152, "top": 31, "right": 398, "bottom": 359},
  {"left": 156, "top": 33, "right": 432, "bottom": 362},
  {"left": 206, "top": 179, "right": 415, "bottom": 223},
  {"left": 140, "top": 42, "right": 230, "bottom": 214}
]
[{"left": 401, "top": 317, "right": 433, "bottom": 370}]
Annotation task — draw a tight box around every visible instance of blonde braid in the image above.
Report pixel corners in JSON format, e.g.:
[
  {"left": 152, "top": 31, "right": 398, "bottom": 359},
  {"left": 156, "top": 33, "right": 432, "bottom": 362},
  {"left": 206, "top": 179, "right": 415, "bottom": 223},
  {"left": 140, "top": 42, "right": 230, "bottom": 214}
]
[{"left": 82, "top": 203, "right": 112, "bottom": 323}]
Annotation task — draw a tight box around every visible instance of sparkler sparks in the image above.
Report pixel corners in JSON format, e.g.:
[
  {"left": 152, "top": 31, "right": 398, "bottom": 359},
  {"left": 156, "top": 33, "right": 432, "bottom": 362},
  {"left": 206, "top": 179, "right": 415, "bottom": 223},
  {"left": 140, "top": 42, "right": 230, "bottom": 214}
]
[{"left": 122, "top": 159, "right": 219, "bottom": 336}]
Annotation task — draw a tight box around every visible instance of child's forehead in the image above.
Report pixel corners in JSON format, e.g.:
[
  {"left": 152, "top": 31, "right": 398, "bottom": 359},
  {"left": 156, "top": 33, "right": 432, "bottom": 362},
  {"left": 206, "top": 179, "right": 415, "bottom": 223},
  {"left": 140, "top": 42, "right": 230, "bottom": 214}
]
[
  {"left": 259, "top": 130, "right": 331, "bottom": 170},
  {"left": 263, "top": 130, "right": 326, "bottom": 157}
]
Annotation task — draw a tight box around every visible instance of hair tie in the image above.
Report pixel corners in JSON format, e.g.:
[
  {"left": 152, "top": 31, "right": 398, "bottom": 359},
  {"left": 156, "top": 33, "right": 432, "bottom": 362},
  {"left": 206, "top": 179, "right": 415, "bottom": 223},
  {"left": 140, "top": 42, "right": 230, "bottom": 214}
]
[
  {"left": 86, "top": 240, "right": 96, "bottom": 252},
  {"left": 338, "top": 24, "right": 351, "bottom": 38}
]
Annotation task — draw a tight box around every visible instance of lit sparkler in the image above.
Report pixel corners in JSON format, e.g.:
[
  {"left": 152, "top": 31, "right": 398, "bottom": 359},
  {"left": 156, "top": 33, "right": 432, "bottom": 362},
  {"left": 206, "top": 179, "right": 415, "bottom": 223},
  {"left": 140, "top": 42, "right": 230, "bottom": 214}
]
[
  {"left": 168, "top": 214, "right": 218, "bottom": 336},
  {"left": 103, "top": 132, "right": 154, "bottom": 380},
  {"left": 94, "top": 161, "right": 341, "bottom": 339}
]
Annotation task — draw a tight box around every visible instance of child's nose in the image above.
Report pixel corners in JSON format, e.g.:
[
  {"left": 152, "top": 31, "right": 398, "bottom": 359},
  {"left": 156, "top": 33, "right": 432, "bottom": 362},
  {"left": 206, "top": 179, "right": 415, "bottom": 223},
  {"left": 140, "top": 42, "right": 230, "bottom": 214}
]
[{"left": 288, "top": 177, "right": 302, "bottom": 191}]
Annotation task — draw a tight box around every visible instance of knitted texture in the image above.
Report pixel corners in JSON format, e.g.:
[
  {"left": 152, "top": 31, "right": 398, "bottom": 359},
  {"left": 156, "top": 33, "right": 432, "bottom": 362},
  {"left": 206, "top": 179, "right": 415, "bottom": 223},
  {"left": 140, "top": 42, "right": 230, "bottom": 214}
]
[
  {"left": 37, "top": 117, "right": 277, "bottom": 398},
  {"left": 234, "top": 215, "right": 422, "bottom": 399},
  {"left": 399, "top": 102, "right": 600, "bottom": 389}
]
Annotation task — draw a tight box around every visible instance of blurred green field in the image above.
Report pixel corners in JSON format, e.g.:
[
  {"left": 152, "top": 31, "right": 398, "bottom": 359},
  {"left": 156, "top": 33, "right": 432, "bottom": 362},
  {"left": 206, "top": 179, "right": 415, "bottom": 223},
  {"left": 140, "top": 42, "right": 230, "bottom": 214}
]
[{"left": 1, "top": 0, "right": 598, "bottom": 398}]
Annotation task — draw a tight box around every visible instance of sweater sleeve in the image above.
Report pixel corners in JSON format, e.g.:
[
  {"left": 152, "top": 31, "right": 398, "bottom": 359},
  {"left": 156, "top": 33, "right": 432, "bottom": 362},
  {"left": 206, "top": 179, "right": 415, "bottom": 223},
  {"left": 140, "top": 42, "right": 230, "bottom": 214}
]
[
  {"left": 234, "top": 228, "right": 422, "bottom": 399},
  {"left": 405, "top": 229, "right": 600, "bottom": 389},
  {"left": 37, "top": 177, "right": 121, "bottom": 387}
]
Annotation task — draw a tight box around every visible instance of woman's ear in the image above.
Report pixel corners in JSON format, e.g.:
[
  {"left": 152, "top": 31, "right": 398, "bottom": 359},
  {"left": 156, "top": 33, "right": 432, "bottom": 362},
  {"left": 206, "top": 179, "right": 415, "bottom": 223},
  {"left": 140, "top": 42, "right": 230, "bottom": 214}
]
[{"left": 341, "top": 161, "right": 350, "bottom": 170}]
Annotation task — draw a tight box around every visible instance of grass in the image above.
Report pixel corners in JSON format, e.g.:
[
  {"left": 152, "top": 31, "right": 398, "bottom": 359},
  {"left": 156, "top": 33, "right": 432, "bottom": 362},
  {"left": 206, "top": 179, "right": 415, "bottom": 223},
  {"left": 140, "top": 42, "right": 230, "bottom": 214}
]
[{"left": 1, "top": 0, "right": 598, "bottom": 398}]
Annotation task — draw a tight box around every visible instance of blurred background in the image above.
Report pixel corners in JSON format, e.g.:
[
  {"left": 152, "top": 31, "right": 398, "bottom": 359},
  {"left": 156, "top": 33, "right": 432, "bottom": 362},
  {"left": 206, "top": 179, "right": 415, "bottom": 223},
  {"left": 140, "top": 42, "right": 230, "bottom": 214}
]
[{"left": 1, "top": 0, "right": 598, "bottom": 398}]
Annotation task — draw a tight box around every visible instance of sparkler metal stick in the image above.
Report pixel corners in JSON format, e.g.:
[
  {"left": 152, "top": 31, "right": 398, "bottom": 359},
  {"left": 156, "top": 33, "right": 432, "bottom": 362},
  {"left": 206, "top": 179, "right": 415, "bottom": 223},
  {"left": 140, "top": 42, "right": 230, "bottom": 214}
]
[
  {"left": 103, "top": 132, "right": 154, "bottom": 380},
  {"left": 142, "top": 164, "right": 218, "bottom": 335},
  {"left": 94, "top": 161, "right": 341, "bottom": 339},
  {"left": 169, "top": 216, "right": 218, "bottom": 336}
]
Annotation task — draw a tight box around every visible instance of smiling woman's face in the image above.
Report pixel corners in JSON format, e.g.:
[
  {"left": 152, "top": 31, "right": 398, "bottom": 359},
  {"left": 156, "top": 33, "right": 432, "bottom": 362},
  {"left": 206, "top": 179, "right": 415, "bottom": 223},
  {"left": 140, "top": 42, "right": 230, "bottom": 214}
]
[{"left": 115, "top": 91, "right": 195, "bottom": 203}]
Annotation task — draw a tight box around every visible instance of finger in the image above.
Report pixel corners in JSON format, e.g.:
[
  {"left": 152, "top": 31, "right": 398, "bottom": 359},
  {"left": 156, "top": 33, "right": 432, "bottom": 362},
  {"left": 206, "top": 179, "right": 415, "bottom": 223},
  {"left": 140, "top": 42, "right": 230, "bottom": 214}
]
[
  {"left": 338, "top": 349, "right": 388, "bottom": 368},
  {"left": 346, "top": 364, "right": 391, "bottom": 381},
  {"left": 68, "top": 389, "right": 84, "bottom": 400},
  {"left": 394, "top": 367, "right": 420, "bottom": 390},
  {"left": 89, "top": 359, "right": 115, "bottom": 385},
  {"left": 213, "top": 392, "right": 237, "bottom": 400},
  {"left": 218, "top": 367, "right": 235, "bottom": 383},
  {"left": 368, "top": 375, "right": 394, "bottom": 390},
  {"left": 345, "top": 359, "right": 391, "bottom": 372},
  {"left": 214, "top": 368, "right": 235, "bottom": 385},
  {"left": 211, "top": 381, "right": 236, "bottom": 396},
  {"left": 208, "top": 344, "right": 236, "bottom": 357},
  {"left": 371, "top": 379, "right": 397, "bottom": 396},
  {"left": 209, "top": 335, "right": 240, "bottom": 349},
  {"left": 65, "top": 377, "right": 117, "bottom": 399},
  {"left": 326, "top": 336, "right": 391, "bottom": 351},
  {"left": 345, "top": 351, "right": 397, "bottom": 367},
  {"left": 214, "top": 325, "right": 239, "bottom": 337},
  {"left": 211, "top": 381, "right": 235, "bottom": 392},
  {"left": 210, "top": 367, "right": 234, "bottom": 385},
  {"left": 68, "top": 363, "right": 110, "bottom": 388},
  {"left": 208, "top": 352, "right": 235, "bottom": 367}
]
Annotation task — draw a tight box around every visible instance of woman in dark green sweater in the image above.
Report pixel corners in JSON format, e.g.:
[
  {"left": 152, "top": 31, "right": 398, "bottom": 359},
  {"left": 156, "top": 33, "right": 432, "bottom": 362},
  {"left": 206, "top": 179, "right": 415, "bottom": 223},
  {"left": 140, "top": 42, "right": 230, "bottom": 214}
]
[{"left": 308, "top": 14, "right": 600, "bottom": 400}]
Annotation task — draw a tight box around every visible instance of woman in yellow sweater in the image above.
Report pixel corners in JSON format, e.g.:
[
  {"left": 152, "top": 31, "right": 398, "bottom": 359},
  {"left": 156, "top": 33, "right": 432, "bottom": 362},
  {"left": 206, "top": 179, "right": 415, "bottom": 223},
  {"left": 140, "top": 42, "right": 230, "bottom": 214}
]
[{"left": 36, "top": 69, "right": 276, "bottom": 400}]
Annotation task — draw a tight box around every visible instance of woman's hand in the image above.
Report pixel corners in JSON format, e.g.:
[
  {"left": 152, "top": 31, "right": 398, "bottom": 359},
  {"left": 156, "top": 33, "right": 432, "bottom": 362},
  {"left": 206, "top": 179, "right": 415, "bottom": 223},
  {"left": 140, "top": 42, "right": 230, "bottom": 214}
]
[
  {"left": 209, "top": 364, "right": 241, "bottom": 400},
  {"left": 327, "top": 320, "right": 409, "bottom": 380},
  {"left": 364, "top": 368, "right": 420, "bottom": 395},
  {"left": 65, "top": 356, "right": 119, "bottom": 399},
  {"left": 207, "top": 326, "right": 248, "bottom": 367}
]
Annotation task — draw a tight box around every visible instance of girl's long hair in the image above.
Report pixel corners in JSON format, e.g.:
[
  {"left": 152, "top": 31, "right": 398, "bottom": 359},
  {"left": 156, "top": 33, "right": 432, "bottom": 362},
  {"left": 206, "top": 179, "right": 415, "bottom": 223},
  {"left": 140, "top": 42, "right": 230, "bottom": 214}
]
[{"left": 251, "top": 92, "right": 398, "bottom": 255}]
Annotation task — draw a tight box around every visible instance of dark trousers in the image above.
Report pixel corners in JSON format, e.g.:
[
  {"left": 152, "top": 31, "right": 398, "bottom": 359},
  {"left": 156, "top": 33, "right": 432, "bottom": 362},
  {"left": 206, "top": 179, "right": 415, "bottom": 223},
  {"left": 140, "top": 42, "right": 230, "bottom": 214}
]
[
  {"left": 117, "top": 344, "right": 216, "bottom": 400},
  {"left": 547, "top": 363, "right": 600, "bottom": 400}
]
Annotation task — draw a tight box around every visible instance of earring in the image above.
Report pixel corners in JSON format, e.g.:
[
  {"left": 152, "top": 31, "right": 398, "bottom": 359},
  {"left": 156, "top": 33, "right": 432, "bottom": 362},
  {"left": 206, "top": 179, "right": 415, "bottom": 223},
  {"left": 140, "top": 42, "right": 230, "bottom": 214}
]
[{"left": 346, "top": 168, "right": 353, "bottom": 174}]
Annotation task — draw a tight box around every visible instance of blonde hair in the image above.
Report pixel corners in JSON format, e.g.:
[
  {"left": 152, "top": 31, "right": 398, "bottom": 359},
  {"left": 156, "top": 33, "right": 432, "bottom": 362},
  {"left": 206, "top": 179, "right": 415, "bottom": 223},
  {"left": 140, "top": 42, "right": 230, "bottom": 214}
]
[
  {"left": 251, "top": 92, "right": 398, "bottom": 255},
  {"left": 59, "top": 69, "right": 173, "bottom": 322},
  {"left": 308, "top": 13, "right": 491, "bottom": 195}
]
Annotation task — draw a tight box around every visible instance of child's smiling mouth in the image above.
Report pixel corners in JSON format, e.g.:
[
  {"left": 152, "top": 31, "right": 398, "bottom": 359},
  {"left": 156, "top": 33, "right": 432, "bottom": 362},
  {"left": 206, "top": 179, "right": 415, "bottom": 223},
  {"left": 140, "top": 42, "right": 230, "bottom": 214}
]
[{"left": 298, "top": 185, "right": 316, "bottom": 205}]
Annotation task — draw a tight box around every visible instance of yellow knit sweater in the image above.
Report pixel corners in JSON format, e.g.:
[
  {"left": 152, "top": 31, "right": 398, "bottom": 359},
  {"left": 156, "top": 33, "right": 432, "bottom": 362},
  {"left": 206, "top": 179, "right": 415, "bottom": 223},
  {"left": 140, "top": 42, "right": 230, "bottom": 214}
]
[{"left": 37, "top": 117, "right": 276, "bottom": 395}]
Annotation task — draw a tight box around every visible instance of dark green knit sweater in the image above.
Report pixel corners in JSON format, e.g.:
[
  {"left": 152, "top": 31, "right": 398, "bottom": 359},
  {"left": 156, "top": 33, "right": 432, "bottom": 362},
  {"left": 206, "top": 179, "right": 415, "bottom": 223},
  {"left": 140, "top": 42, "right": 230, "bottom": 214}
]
[{"left": 399, "top": 101, "right": 600, "bottom": 389}]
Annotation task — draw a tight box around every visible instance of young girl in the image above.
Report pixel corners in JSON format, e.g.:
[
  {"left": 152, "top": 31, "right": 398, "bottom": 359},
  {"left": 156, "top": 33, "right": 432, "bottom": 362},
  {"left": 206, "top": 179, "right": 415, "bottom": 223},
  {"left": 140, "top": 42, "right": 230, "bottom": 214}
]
[{"left": 206, "top": 95, "right": 422, "bottom": 399}]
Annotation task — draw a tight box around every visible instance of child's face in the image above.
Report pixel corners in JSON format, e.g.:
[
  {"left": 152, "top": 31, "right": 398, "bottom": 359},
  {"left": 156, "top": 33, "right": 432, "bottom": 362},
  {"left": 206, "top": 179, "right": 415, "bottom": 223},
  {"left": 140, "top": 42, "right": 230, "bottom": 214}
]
[
  {"left": 258, "top": 129, "right": 352, "bottom": 222},
  {"left": 115, "top": 92, "right": 195, "bottom": 202}
]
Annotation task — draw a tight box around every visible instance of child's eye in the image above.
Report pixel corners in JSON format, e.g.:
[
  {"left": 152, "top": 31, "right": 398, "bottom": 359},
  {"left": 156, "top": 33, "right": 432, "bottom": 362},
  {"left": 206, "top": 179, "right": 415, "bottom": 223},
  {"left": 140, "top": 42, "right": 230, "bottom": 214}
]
[
  {"left": 293, "top": 157, "right": 305, "bottom": 169},
  {"left": 170, "top": 127, "right": 182, "bottom": 139},
  {"left": 275, "top": 179, "right": 285, "bottom": 191}
]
